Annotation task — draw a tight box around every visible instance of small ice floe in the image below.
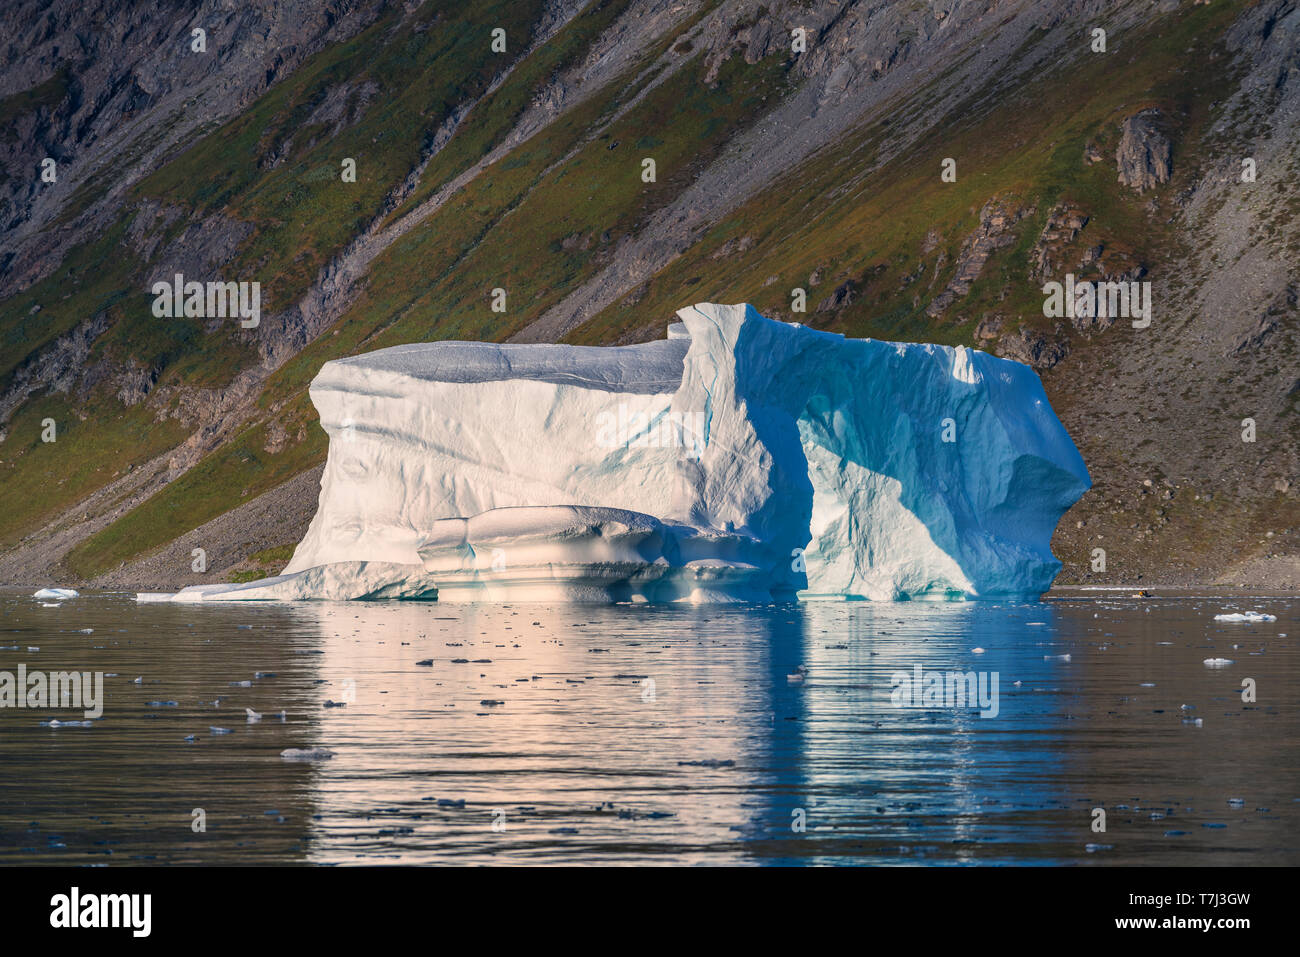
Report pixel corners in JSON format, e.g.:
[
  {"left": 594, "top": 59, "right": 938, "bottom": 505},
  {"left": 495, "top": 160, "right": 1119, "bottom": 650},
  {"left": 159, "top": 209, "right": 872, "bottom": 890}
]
[
  {"left": 146, "top": 700, "right": 178, "bottom": 708},
  {"left": 280, "top": 747, "right": 335, "bottom": 761},
  {"left": 33, "top": 588, "right": 78, "bottom": 600},
  {"left": 183, "top": 734, "right": 197, "bottom": 742},
  {"left": 245, "top": 708, "right": 262, "bottom": 722},
  {"left": 41, "top": 719, "right": 92, "bottom": 728},
  {"left": 1203, "top": 658, "right": 1235, "bottom": 667},
  {"left": 1214, "top": 612, "right": 1276, "bottom": 623},
  {"left": 786, "top": 665, "right": 808, "bottom": 683},
  {"left": 1227, "top": 798, "right": 1245, "bottom": 808},
  {"left": 27, "top": 646, "right": 39, "bottom": 652},
  {"left": 254, "top": 671, "right": 276, "bottom": 679},
  {"left": 1140, "top": 682, "right": 1155, "bottom": 687},
  {"left": 1084, "top": 843, "right": 1112, "bottom": 853},
  {"left": 40, "top": 602, "right": 59, "bottom": 608},
  {"left": 1182, "top": 717, "right": 1204, "bottom": 727},
  {"left": 132, "top": 676, "right": 143, "bottom": 684},
  {"left": 209, "top": 726, "right": 231, "bottom": 735},
  {"left": 971, "top": 647, "right": 986, "bottom": 654},
  {"left": 1044, "top": 653, "right": 1071, "bottom": 662}
]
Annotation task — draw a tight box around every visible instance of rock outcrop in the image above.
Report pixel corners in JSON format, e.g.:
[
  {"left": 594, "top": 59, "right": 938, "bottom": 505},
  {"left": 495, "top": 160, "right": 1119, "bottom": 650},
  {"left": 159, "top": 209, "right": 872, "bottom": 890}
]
[{"left": 1116, "top": 109, "right": 1172, "bottom": 191}]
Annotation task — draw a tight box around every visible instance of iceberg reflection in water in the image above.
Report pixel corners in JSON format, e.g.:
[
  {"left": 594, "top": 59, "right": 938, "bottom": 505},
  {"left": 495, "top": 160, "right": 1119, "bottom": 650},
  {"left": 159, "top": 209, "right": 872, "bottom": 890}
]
[{"left": 1, "top": 589, "right": 1296, "bottom": 864}]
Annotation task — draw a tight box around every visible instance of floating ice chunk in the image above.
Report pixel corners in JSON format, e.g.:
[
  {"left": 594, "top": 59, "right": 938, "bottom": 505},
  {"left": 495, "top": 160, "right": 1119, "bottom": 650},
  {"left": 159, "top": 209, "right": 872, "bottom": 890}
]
[
  {"left": 142, "top": 303, "right": 1089, "bottom": 604},
  {"left": 246, "top": 708, "right": 262, "bottom": 722},
  {"left": 1203, "top": 658, "right": 1235, "bottom": 667},
  {"left": 971, "top": 647, "right": 986, "bottom": 654},
  {"left": 1214, "top": 611, "right": 1277, "bottom": 622},
  {"left": 210, "top": 726, "right": 232, "bottom": 735},
  {"left": 280, "top": 747, "right": 335, "bottom": 761},
  {"left": 33, "top": 588, "right": 78, "bottom": 600}
]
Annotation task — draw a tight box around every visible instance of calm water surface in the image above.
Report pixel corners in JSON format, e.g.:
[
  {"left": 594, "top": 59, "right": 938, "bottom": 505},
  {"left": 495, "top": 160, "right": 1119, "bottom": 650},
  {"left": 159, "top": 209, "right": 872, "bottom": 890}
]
[{"left": 1, "top": 587, "right": 1296, "bottom": 865}]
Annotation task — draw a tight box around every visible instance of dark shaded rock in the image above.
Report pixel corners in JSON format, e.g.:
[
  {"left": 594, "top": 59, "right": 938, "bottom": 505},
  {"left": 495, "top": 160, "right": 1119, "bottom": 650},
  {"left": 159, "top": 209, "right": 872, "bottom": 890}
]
[
  {"left": 816, "top": 279, "right": 858, "bottom": 312},
  {"left": 997, "top": 327, "right": 1071, "bottom": 369},
  {"left": 1229, "top": 284, "right": 1296, "bottom": 355}
]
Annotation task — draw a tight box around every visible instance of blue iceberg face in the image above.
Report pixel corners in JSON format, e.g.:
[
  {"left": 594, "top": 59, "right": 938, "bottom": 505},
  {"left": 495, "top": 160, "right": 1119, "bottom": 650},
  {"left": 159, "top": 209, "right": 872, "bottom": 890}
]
[{"left": 141, "top": 303, "right": 1089, "bottom": 604}]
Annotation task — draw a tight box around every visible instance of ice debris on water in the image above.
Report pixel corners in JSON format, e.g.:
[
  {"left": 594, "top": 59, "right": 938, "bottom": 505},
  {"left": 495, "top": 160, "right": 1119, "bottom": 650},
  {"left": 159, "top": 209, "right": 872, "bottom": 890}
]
[
  {"left": 246, "top": 708, "right": 262, "bottom": 722},
  {"left": 280, "top": 747, "right": 334, "bottom": 761},
  {"left": 33, "top": 588, "right": 78, "bottom": 600},
  {"left": 1203, "top": 658, "right": 1235, "bottom": 667},
  {"left": 1214, "top": 611, "right": 1276, "bottom": 622}
]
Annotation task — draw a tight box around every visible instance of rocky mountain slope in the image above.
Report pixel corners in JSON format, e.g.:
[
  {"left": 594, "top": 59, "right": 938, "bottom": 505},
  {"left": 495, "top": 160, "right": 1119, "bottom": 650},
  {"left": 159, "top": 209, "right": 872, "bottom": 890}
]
[{"left": 1, "top": 0, "right": 1296, "bottom": 591}]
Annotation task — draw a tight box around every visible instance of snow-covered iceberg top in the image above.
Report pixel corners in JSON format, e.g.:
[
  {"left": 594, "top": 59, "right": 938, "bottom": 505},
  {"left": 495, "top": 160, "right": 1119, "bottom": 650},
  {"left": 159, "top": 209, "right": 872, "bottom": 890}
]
[{"left": 143, "top": 303, "right": 1089, "bottom": 603}]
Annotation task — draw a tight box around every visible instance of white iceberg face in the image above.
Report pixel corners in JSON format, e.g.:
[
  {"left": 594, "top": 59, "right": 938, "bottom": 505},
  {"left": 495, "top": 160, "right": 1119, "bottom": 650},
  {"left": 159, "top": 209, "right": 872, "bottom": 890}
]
[{"left": 146, "top": 303, "right": 1089, "bottom": 604}]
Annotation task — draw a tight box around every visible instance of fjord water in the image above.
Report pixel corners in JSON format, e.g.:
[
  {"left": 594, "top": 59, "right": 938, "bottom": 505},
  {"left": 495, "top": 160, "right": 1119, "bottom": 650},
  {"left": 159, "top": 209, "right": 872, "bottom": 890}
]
[{"left": 1, "top": 587, "right": 1295, "bottom": 865}]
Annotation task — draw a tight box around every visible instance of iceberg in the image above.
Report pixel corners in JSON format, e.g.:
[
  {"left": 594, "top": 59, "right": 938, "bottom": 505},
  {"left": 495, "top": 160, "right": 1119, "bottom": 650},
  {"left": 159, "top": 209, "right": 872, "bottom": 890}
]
[
  {"left": 142, "top": 303, "right": 1089, "bottom": 603},
  {"left": 1213, "top": 611, "right": 1276, "bottom": 622},
  {"left": 33, "top": 588, "right": 79, "bottom": 600}
]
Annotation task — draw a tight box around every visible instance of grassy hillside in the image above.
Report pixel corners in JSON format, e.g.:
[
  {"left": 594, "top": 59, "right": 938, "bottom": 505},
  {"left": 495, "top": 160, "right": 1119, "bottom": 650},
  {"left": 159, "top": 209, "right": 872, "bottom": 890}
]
[{"left": 1, "top": 0, "right": 1294, "bottom": 587}]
